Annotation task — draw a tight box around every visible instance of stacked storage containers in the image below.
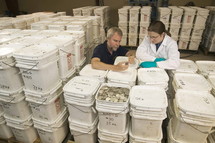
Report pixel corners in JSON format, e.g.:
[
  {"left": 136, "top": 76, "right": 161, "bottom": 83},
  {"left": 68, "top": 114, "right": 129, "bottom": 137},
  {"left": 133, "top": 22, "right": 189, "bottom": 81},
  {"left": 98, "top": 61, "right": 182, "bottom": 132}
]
[
  {"left": 128, "top": 6, "right": 140, "bottom": 46},
  {"left": 129, "top": 86, "right": 168, "bottom": 143},
  {"left": 13, "top": 44, "right": 69, "bottom": 143},
  {"left": 202, "top": 6, "right": 215, "bottom": 52},
  {"left": 158, "top": 7, "right": 171, "bottom": 30},
  {"left": 168, "top": 6, "right": 183, "bottom": 42},
  {"left": 178, "top": 6, "right": 196, "bottom": 50},
  {"left": 189, "top": 7, "right": 209, "bottom": 50},
  {"left": 139, "top": 6, "right": 151, "bottom": 45},
  {"left": 118, "top": 6, "right": 131, "bottom": 46},
  {"left": 0, "top": 46, "right": 37, "bottom": 143},
  {"left": 63, "top": 76, "right": 101, "bottom": 143},
  {"left": 96, "top": 83, "right": 130, "bottom": 143}
]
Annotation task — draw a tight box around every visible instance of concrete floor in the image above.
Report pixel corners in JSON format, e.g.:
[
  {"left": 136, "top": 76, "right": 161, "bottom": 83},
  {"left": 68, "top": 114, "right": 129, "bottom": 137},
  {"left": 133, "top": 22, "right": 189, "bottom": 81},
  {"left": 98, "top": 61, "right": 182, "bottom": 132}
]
[{"left": 180, "top": 49, "right": 215, "bottom": 61}]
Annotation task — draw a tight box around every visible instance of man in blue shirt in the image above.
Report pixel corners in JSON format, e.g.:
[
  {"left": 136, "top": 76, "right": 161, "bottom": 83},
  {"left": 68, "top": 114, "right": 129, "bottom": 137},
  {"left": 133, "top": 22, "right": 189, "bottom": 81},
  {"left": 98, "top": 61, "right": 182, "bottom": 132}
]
[{"left": 91, "top": 27, "right": 134, "bottom": 71}]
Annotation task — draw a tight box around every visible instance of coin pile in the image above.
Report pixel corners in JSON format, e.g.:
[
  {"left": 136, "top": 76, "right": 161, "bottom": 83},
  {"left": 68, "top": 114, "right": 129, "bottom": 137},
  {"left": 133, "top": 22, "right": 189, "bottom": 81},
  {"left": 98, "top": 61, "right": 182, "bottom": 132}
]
[{"left": 97, "top": 86, "right": 129, "bottom": 102}]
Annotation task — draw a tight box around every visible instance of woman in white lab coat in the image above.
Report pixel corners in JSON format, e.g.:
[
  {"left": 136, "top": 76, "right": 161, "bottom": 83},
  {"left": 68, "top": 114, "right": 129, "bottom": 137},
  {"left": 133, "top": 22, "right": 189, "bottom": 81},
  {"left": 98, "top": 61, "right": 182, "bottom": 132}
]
[{"left": 136, "top": 21, "right": 180, "bottom": 70}]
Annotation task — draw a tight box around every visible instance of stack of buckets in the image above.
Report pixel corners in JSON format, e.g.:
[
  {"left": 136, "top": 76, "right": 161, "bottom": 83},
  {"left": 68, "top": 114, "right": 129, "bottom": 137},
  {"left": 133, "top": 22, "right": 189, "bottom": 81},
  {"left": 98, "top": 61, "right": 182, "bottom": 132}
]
[
  {"left": 0, "top": 47, "right": 36, "bottom": 142},
  {"left": 96, "top": 83, "right": 130, "bottom": 143},
  {"left": 39, "top": 35, "right": 77, "bottom": 84},
  {"left": 79, "top": 64, "right": 108, "bottom": 83},
  {"left": 129, "top": 85, "right": 168, "bottom": 143},
  {"left": 170, "top": 72, "right": 214, "bottom": 143},
  {"left": 137, "top": 68, "right": 169, "bottom": 91},
  {"left": 13, "top": 43, "right": 69, "bottom": 143},
  {"left": 107, "top": 56, "right": 138, "bottom": 87},
  {"left": 169, "top": 89, "right": 215, "bottom": 143},
  {"left": 167, "top": 59, "right": 198, "bottom": 118},
  {"left": 63, "top": 76, "right": 101, "bottom": 143},
  {"left": 195, "top": 61, "right": 215, "bottom": 78}
]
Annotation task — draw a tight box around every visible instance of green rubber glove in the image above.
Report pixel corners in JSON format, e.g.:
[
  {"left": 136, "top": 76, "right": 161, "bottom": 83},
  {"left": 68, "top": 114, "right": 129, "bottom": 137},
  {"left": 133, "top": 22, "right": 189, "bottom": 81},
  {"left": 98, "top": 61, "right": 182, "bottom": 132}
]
[
  {"left": 139, "top": 61, "right": 157, "bottom": 68},
  {"left": 154, "top": 58, "right": 166, "bottom": 62}
]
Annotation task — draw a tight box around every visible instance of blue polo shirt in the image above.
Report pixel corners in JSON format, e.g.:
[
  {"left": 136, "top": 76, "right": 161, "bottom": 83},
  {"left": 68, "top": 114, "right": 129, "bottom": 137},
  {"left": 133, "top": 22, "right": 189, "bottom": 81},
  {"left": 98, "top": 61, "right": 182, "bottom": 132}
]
[{"left": 92, "top": 41, "right": 128, "bottom": 65}]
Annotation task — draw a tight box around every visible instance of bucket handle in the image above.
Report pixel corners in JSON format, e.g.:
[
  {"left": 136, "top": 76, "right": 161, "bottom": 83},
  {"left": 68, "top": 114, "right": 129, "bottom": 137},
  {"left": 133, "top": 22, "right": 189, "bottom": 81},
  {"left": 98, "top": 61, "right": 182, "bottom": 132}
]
[
  {"left": 18, "top": 62, "right": 39, "bottom": 75},
  {"left": 59, "top": 49, "right": 75, "bottom": 56},
  {"left": 69, "top": 104, "right": 96, "bottom": 113}
]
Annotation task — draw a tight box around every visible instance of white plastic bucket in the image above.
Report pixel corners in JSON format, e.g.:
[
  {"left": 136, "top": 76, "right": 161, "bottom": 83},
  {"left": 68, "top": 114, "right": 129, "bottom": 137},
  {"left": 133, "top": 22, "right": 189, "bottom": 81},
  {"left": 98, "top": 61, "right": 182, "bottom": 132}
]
[
  {"left": 188, "top": 37, "right": 201, "bottom": 50},
  {"left": 1, "top": 91, "right": 32, "bottom": 120},
  {"left": 17, "top": 60, "right": 60, "bottom": 93},
  {"left": 195, "top": 61, "right": 215, "bottom": 77},
  {"left": 173, "top": 73, "right": 212, "bottom": 92},
  {"left": 129, "top": 22, "right": 138, "bottom": 34},
  {"left": 118, "top": 8, "right": 129, "bottom": 22},
  {"left": 180, "top": 6, "right": 196, "bottom": 25},
  {"left": 138, "top": 68, "right": 169, "bottom": 90},
  {"left": 158, "top": 7, "right": 171, "bottom": 24},
  {"left": 129, "top": 127, "right": 162, "bottom": 143},
  {"left": 191, "top": 25, "right": 205, "bottom": 38},
  {"left": 69, "top": 117, "right": 98, "bottom": 143},
  {"left": 128, "top": 33, "right": 138, "bottom": 46},
  {"left": 0, "top": 115, "right": 13, "bottom": 139},
  {"left": 139, "top": 22, "right": 149, "bottom": 35},
  {"left": 79, "top": 64, "right": 108, "bottom": 83},
  {"left": 40, "top": 35, "right": 76, "bottom": 79},
  {"left": 129, "top": 7, "right": 140, "bottom": 22},
  {"left": 27, "top": 88, "right": 65, "bottom": 123},
  {"left": 0, "top": 65, "right": 24, "bottom": 92},
  {"left": 140, "top": 6, "right": 151, "bottom": 23},
  {"left": 180, "top": 24, "right": 192, "bottom": 37},
  {"left": 34, "top": 108, "right": 69, "bottom": 143},
  {"left": 129, "top": 85, "right": 167, "bottom": 139},
  {"left": 6, "top": 115, "right": 38, "bottom": 143},
  {"left": 98, "top": 123, "right": 128, "bottom": 143},
  {"left": 107, "top": 67, "right": 137, "bottom": 86},
  {"left": 66, "top": 100, "right": 97, "bottom": 125},
  {"left": 63, "top": 76, "right": 101, "bottom": 103},
  {"left": 169, "top": 24, "right": 180, "bottom": 36},
  {"left": 169, "top": 6, "right": 183, "bottom": 24},
  {"left": 171, "top": 59, "right": 198, "bottom": 74},
  {"left": 178, "top": 37, "right": 190, "bottom": 50}
]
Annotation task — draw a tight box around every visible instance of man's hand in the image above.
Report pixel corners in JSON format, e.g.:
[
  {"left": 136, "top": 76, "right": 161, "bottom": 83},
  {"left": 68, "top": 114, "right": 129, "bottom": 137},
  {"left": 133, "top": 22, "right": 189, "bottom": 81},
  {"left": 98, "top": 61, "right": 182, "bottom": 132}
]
[{"left": 128, "top": 56, "right": 135, "bottom": 64}]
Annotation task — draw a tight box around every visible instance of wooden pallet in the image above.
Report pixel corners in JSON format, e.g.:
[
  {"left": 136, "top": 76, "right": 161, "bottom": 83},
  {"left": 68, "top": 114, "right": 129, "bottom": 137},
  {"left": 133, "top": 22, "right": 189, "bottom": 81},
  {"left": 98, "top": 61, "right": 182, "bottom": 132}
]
[{"left": 0, "top": 137, "right": 41, "bottom": 143}]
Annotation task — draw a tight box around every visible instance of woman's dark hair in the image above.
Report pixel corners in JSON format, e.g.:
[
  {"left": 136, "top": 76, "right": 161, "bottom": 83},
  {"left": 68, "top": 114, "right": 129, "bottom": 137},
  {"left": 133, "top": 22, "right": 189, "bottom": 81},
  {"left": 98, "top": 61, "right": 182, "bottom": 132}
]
[{"left": 148, "top": 21, "right": 171, "bottom": 37}]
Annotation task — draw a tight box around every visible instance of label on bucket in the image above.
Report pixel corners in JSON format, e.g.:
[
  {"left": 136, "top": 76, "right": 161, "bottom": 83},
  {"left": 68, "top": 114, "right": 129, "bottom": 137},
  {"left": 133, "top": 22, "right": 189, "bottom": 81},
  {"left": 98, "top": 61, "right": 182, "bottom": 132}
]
[
  {"left": 67, "top": 53, "right": 73, "bottom": 70},
  {"left": 55, "top": 97, "right": 62, "bottom": 114}
]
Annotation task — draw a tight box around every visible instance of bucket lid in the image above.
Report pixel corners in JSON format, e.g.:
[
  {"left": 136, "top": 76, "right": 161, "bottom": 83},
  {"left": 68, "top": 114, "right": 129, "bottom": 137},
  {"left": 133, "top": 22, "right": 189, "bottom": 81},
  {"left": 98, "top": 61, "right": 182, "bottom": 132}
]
[
  {"left": 79, "top": 64, "right": 108, "bottom": 80},
  {"left": 195, "top": 61, "right": 215, "bottom": 76},
  {"left": 107, "top": 68, "right": 137, "bottom": 84},
  {"left": 40, "top": 35, "right": 75, "bottom": 49},
  {"left": 114, "top": 56, "right": 139, "bottom": 69},
  {"left": 175, "top": 89, "right": 215, "bottom": 119},
  {"left": 63, "top": 76, "right": 101, "bottom": 98},
  {"left": 13, "top": 43, "right": 58, "bottom": 61},
  {"left": 130, "top": 85, "right": 168, "bottom": 110},
  {"left": 5, "top": 114, "right": 33, "bottom": 128},
  {"left": 173, "top": 73, "right": 212, "bottom": 92},
  {"left": 138, "top": 68, "right": 169, "bottom": 84},
  {"left": 174, "top": 59, "right": 198, "bottom": 73}
]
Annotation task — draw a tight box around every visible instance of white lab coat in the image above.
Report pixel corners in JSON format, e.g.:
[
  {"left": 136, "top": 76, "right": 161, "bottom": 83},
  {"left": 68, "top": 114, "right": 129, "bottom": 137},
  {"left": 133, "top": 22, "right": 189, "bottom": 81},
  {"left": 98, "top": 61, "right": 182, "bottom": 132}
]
[{"left": 136, "top": 34, "right": 180, "bottom": 69}]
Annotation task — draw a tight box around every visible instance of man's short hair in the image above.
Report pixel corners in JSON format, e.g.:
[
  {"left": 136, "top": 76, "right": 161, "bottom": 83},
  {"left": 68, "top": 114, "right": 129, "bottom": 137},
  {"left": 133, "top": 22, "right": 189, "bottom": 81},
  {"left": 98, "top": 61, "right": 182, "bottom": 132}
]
[{"left": 107, "top": 27, "right": 123, "bottom": 39}]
